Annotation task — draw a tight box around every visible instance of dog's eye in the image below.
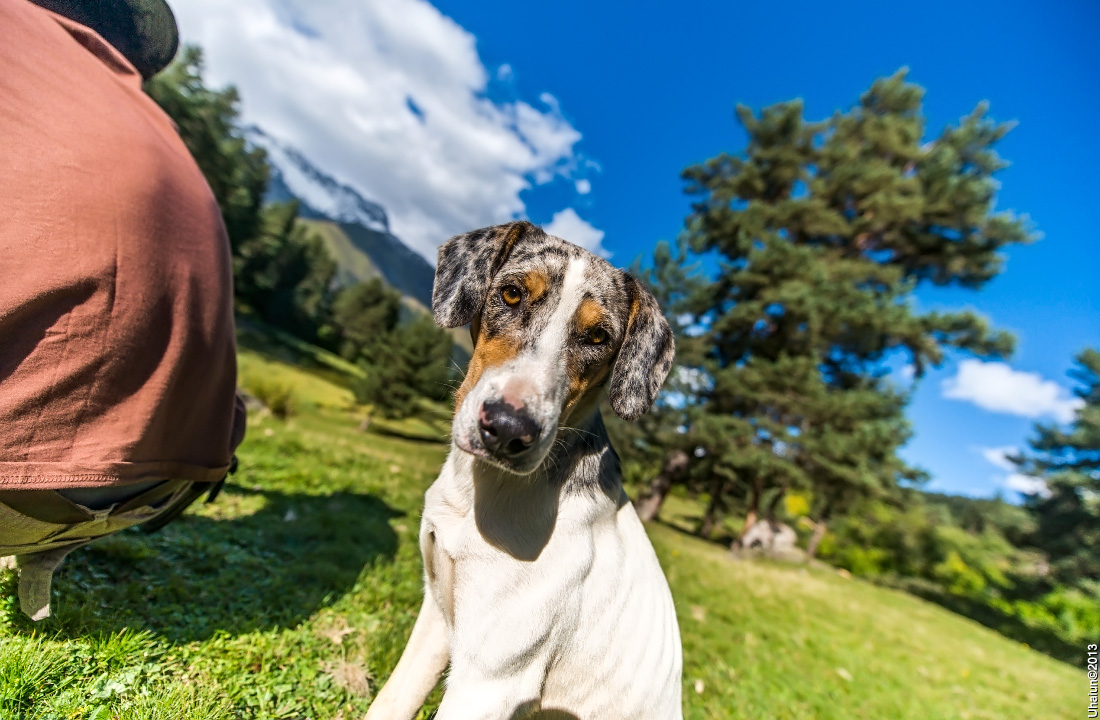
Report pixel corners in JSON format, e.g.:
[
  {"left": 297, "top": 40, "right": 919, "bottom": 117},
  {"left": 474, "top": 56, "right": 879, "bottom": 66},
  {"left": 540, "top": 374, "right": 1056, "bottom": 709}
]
[
  {"left": 586, "top": 327, "right": 609, "bottom": 345},
  {"left": 501, "top": 285, "right": 523, "bottom": 306}
]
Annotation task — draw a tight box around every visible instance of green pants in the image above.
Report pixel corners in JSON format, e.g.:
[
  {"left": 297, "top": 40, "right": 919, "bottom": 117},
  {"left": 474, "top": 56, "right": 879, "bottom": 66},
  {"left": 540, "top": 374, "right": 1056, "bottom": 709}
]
[{"left": 0, "top": 479, "right": 213, "bottom": 620}]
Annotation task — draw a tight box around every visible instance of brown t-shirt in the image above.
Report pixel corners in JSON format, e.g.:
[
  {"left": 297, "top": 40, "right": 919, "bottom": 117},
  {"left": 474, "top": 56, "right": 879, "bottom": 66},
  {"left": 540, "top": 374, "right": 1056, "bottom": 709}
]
[{"left": 0, "top": 0, "right": 245, "bottom": 490}]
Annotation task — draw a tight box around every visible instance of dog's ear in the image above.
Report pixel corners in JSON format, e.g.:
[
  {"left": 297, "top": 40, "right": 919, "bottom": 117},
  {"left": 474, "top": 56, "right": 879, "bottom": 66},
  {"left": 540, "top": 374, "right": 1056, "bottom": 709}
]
[
  {"left": 609, "top": 275, "right": 676, "bottom": 421},
  {"left": 432, "top": 221, "right": 534, "bottom": 328}
]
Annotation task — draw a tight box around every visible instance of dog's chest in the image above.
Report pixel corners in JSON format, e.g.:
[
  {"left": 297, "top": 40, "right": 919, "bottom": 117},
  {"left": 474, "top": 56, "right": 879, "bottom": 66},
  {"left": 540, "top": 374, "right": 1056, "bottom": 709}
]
[
  {"left": 420, "top": 480, "right": 596, "bottom": 626},
  {"left": 420, "top": 468, "right": 682, "bottom": 718}
]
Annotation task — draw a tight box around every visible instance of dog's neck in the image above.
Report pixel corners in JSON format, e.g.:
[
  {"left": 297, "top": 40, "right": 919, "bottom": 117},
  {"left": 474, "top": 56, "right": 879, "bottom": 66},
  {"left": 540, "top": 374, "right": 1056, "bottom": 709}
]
[{"left": 447, "top": 409, "right": 625, "bottom": 561}]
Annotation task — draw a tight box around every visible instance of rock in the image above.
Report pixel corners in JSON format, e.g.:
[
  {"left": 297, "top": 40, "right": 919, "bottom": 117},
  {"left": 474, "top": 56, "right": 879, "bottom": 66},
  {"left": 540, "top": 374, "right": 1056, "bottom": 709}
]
[
  {"left": 738, "top": 520, "right": 800, "bottom": 557},
  {"left": 237, "top": 389, "right": 266, "bottom": 412}
]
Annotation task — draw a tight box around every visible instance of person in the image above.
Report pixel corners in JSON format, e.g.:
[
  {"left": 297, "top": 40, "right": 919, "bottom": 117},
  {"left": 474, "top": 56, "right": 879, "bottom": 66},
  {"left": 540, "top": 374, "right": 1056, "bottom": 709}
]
[{"left": 0, "top": 0, "right": 246, "bottom": 620}]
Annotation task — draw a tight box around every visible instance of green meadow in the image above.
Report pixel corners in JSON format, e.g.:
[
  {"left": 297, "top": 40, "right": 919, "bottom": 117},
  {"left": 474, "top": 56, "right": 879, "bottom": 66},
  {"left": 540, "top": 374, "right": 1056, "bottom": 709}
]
[{"left": 0, "top": 336, "right": 1082, "bottom": 719}]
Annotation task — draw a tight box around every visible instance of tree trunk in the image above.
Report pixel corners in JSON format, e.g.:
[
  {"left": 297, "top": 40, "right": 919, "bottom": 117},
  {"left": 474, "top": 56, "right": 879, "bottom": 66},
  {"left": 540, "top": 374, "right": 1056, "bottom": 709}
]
[
  {"left": 733, "top": 475, "right": 764, "bottom": 547},
  {"left": 635, "top": 450, "right": 689, "bottom": 523},
  {"left": 765, "top": 485, "right": 787, "bottom": 523},
  {"left": 806, "top": 518, "right": 828, "bottom": 559},
  {"left": 697, "top": 475, "right": 725, "bottom": 539}
]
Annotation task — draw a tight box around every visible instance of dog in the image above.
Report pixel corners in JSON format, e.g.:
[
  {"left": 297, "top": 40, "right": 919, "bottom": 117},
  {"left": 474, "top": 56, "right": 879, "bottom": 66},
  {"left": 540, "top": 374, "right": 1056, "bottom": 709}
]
[{"left": 366, "top": 221, "right": 682, "bottom": 719}]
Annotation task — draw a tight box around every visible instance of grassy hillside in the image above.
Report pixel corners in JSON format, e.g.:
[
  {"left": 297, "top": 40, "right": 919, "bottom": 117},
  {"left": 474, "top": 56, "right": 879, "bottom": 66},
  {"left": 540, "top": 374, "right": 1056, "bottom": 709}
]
[
  {"left": 0, "top": 336, "right": 1083, "bottom": 719},
  {"left": 301, "top": 219, "right": 433, "bottom": 309},
  {"left": 301, "top": 218, "right": 385, "bottom": 289},
  {"left": 299, "top": 218, "right": 473, "bottom": 361}
]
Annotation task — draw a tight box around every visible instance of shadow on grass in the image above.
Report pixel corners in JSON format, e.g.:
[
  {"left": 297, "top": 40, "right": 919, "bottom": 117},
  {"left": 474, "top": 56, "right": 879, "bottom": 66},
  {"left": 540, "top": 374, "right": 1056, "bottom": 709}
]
[
  {"left": 649, "top": 517, "right": 1081, "bottom": 666},
  {"left": 367, "top": 424, "right": 449, "bottom": 444},
  {"left": 20, "top": 485, "right": 401, "bottom": 643},
  {"left": 236, "top": 318, "right": 359, "bottom": 388},
  {"left": 893, "top": 580, "right": 1081, "bottom": 666},
  {"left": 651, "top": 516, "right": 730, "bottom": 546}
]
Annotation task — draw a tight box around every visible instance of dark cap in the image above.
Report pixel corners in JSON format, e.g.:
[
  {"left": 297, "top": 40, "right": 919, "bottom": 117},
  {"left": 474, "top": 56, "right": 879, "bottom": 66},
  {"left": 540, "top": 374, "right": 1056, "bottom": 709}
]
[{"left": 32, "top": 0, "right": 179, "bottom": 79}]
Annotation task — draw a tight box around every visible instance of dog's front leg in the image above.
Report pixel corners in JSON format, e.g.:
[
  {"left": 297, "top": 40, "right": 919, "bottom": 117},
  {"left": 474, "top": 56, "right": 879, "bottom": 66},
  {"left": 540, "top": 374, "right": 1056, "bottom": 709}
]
[
  {"left": 364, "top": 593, "right": 450, "bottom": 720},
  {"left": 434, "top": 665, "right": 548, "bottom": 720}
]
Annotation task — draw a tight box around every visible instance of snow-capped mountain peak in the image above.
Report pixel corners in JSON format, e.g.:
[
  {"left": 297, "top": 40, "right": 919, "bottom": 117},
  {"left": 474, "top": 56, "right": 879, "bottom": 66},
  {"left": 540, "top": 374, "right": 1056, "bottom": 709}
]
[{"left": 244, "top": 126, "right": 389, "bottom": 233}]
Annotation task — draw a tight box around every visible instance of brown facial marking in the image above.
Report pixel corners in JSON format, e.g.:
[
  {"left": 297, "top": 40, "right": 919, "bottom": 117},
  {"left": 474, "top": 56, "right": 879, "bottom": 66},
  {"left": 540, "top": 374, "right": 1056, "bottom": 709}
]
[
  {"left": 561, "top": 298, "right": 614, "bottom": 421},
  {"left": 522, "top": 270, "right": 550, "bottom": 303},
  {"left": 454, "top": 328, "right": 522, "bottom": 414},
  {"left": 575, "top": 298, "right": 606, "bottom": 332}
]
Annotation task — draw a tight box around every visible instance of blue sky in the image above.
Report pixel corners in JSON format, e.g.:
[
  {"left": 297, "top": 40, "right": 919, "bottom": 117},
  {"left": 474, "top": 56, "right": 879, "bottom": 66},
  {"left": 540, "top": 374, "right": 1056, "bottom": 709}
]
[
  {"left": 178, "top": 0, "right": 1099, "bottom": 499},
  {"left": 432, "top": 0, "right": 1100, "bottom": 498}
]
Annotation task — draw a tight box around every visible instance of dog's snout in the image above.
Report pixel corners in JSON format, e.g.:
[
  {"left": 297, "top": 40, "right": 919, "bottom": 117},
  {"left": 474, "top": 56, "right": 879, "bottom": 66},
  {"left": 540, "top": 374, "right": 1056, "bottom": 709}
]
[{"left": 478, "top": 401, "right": 540, "bottom": 457}]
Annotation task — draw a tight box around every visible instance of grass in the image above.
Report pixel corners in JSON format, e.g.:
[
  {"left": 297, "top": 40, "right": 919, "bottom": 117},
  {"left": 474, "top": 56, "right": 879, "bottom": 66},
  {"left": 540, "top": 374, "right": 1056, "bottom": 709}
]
[
  {"left": 659, "top": 524, "right": 1077, "bottom": 719},
  {"left": 1, "top": 407, "right": 438, "bottom": 719},
  {"left": 236, "top": 317, "right": 453, "bottom": 441},
  {"left": 299, "top": 219, "right": 384, "bottom": 291},
  {"left": 0, "top": 331, "right": 1085, "bottom": 719}
]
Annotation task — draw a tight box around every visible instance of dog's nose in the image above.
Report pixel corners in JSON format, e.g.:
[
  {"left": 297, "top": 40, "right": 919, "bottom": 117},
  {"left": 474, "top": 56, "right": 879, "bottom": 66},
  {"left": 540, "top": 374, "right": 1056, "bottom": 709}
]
[{"left": 479, "top": 400, "right": 540, "bottom": 457}]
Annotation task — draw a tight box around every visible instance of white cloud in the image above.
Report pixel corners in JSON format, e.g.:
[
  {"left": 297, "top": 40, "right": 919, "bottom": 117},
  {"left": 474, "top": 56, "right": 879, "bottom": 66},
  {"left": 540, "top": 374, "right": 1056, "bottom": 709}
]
[
  {"left": 1004, "top": 474, "right": 1049, "bottom": 496},
  {"left": 171, "top": 0, "right": 588, "bottom": 262},
  {"left": 542, "top": 208, "right": 609, "bottom": 258},
  {"left": 942, "top": 360, "right": 1083, "bottom": 424},
  {"left": 979, "top": 445, "right": 1019, "bottom": 472},
  {"left": 977, "top": 445, "right": 1050, "bottom": 497}
]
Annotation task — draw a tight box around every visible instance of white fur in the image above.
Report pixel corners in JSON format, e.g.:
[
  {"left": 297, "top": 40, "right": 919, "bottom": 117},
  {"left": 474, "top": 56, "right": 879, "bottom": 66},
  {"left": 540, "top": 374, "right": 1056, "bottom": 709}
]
[{"left": 367, "top": 256, "right": 683, "bottom": 719}]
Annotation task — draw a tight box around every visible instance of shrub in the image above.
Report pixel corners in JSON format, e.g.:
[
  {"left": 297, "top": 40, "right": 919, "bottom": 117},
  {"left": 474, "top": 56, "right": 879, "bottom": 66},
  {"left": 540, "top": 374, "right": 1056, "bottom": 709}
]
[{"left": 244, "top": 377, "right": 297, "bottom": 419}]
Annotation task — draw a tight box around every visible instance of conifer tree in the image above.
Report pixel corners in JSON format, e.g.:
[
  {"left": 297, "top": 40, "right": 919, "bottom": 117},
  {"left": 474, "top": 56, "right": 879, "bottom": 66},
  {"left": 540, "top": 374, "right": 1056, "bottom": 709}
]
[
  {"left": 329, "top": 279, "right": 403, "bottom": 360},
  {"left": 680, "top": 70, "right": 1032, "bottom": 551},
  {"left": 354, "top": 315, "right": 455, "bottom": 421},
  {"left": 607, "top": 239, "right": 708, "bottom": 522},
  {"left": 236, "top": 200, "right": 337, "bottom": 342},
  {"left": 147, "top": 46, "right": 341, "bottom": 344},
  {"left": 145, "top": 46, "right": 268, "bottom": 255},
  {"left": 1015, "top": 349, "right": 1100, "bottom": 594}
]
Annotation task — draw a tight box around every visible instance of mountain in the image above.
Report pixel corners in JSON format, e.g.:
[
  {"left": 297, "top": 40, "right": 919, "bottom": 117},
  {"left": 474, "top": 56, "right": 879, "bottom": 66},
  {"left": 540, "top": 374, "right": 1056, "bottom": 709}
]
[
  {"left": 244, "top": 126, "right": 471, "bottom": 357},
  {"left": 245, "top": 126, "right": 389, "bottom": 232},
  {"left": 244, "top": 126, "right": 436, "bottom": 309}
]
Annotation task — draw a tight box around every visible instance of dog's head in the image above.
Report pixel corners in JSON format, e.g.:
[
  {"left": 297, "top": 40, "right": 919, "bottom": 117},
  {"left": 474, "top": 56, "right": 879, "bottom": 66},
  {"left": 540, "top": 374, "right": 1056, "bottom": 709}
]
[{"left": 433, "top": 221, "right": 675, "bottom": 474}]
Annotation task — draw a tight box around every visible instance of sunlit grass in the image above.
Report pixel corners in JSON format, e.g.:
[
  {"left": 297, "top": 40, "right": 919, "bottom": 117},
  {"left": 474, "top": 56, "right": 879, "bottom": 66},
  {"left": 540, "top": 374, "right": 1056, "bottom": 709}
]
[
  {"left": 658, "top": 523, "right": 1077, "bottom": 719},
  {"left": 0, "top": 328, "right": 1083, "bottom": 718},
  {"left": 238, "top": 348, "right": 354, "bottom": 412}
]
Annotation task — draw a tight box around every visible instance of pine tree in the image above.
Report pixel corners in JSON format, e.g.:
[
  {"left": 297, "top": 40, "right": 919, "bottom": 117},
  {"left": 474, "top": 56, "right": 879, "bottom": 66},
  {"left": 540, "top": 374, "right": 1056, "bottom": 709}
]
[
  {"left": 1016, "top": 349, "right": 1100, "bottom": 594},
  {"left": 354, "top": 315, "right": 455, "bottom": 421},
  {"left": 329, "top": 279, "right": 403, "bottom": 361},
  {"left": 680, "top": 70, "right": 1032, "bottom": 551},
  {"left": 147, "top": 47, "right": 340, "bottom": 343},
  {"left": 237, "top": 201, "right": 338, "bottom": 342},
  {"left": 614, "top": 238, "right": 708, "bottom": 521},
  {"left": 144, "top": 46, "right": 268, "bottom": 255}
]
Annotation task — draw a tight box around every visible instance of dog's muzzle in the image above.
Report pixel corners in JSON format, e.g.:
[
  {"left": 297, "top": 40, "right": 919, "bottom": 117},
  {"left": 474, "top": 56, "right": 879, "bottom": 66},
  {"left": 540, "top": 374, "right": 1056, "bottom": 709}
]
[{"left": 478, "top": 400, "right": 541, "bottom": 459}]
